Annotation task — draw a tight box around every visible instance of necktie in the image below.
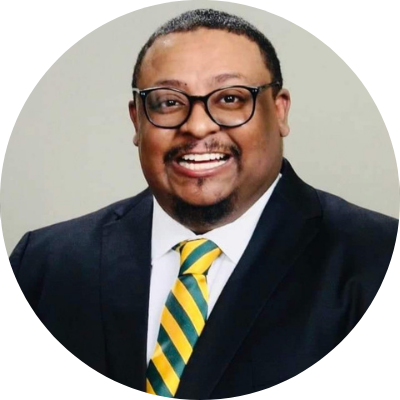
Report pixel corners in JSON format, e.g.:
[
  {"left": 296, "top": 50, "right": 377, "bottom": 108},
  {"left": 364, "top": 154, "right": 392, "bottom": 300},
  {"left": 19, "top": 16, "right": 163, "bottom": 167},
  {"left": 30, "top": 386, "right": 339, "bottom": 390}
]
[{"left": 146, "top": 239, "right": 222, "bottom": 397}]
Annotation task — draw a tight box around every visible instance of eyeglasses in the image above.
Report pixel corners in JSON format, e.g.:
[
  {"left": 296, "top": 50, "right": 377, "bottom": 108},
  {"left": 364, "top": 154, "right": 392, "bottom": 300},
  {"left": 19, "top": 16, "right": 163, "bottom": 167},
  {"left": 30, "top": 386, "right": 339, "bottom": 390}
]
[{"left": 132, "top": 81, "right": 280, "bottom": 129}]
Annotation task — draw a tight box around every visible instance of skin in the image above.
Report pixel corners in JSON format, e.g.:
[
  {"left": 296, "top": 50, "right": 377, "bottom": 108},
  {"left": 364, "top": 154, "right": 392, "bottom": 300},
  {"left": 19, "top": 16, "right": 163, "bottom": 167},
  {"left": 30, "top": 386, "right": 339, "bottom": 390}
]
[{"left": 129, "top": 28, "right": 291, "bottom": 233}]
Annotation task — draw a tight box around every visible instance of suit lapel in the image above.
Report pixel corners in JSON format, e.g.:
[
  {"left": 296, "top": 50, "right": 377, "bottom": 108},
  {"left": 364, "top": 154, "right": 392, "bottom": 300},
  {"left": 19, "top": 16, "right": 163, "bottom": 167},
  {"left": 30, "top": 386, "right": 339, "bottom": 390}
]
[
  {"left": 100, "top": 191, "right": 153, "bottom": 390},
  {"left": 176, "top": 160, "right": 322, "bottom": 399}
]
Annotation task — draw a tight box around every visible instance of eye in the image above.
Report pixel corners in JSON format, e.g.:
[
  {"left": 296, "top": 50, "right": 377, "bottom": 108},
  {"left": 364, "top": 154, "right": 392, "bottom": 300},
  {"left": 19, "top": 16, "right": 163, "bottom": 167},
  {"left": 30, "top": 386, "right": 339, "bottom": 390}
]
[
  {"left": 212, "top": 88, "right": 250, "bottom": 109},
  {"left": 147, "top": 92, "right": 187, "bottom": 113},
  {"left": 159, "top": 99, "right": 183, "bottom": 108},
  {"left": 152, "top": 98, "right": 184, "bottom": 109},
  {"left": 221, "top": 95, "right": 241, "bottom": 104}
]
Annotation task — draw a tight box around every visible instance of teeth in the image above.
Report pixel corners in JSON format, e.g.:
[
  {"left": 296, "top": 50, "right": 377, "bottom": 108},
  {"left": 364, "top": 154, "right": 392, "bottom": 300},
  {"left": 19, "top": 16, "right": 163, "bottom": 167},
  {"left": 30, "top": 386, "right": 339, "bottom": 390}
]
[
  {"left": 181, "top": 153, "right": 226, "bottom": 162},
  {"left": 179, "top": 159, "right": 228, "bottom": 171}
]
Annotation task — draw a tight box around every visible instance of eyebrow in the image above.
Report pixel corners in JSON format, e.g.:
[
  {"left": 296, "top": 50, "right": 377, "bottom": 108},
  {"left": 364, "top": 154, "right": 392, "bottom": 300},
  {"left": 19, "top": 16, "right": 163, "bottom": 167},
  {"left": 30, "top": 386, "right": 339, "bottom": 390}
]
[
  {"left": 153, "top": 79, "right": 188, "bottom": 89},
  {"left": 152, "top": 73, "right": 249, "bottom": 90},
  {"left": 211, "top": 73, "right": 248, "bottom": 84}
]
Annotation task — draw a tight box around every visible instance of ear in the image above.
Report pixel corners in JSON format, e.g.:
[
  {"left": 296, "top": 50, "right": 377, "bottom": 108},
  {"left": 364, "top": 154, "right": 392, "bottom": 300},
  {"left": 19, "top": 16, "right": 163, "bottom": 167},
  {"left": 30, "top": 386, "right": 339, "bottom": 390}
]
[
  {"left": 129, "top": 100, "right": 140, "bottom": 146},
  {"left": 274, "top": 89, "right": 291, "bottom": 137}
]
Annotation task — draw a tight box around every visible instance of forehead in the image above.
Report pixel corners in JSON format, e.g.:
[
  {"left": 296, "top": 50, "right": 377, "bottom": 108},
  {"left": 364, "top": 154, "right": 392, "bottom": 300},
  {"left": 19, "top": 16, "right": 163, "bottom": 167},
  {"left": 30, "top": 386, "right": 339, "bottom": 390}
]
[{"left": 138, "top": 29, "right": 271, "bottom": 89}]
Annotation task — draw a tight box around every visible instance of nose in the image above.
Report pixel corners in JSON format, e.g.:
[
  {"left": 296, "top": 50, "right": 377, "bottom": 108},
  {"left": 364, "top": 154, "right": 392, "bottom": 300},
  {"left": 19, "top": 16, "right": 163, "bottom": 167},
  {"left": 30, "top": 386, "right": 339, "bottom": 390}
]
[{"left": 179, "top": 101, "right": 220, "bottom": 139}]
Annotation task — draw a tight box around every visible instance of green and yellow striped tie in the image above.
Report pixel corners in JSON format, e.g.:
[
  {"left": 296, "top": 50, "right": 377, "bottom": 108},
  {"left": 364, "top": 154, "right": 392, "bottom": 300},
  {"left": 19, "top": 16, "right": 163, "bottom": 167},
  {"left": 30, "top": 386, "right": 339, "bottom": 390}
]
[{"left": 146, "top": 239, "right": 222, "bottom": 397}]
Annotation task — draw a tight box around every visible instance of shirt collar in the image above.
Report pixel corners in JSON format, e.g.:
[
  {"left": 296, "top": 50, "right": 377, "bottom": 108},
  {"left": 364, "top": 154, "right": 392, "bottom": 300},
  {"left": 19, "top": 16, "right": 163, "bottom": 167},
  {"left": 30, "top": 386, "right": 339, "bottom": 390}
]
[{"left": 151, "top": 174, "right": 281, "bottom": 264}]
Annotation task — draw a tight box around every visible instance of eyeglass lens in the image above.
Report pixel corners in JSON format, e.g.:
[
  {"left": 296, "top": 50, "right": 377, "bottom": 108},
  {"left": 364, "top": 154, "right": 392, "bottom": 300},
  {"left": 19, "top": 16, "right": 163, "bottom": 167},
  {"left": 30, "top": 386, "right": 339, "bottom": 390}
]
[{"left": 145, "top": 87, "right": 254, "bottom": 127}]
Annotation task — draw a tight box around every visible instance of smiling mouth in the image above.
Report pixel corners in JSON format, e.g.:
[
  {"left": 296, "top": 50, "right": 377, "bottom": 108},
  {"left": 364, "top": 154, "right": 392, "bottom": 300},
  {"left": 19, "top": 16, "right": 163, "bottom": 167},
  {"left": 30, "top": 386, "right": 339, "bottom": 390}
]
[{"left": 177, "top": 152, "right": 231, "bottom": 171}]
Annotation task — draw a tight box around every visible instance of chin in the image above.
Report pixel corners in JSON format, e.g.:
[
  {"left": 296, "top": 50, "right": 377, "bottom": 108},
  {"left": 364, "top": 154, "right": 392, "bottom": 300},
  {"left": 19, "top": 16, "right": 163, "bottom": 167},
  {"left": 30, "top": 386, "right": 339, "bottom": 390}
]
[
  {"left": 176, "top": 186, "right": 234, "bottom": 207},
  {"left": 180, "top": 197, "right": 224, "bottom": 207},
  {"left": 170, "top": 191, "right": 237, "bottom": 231}
]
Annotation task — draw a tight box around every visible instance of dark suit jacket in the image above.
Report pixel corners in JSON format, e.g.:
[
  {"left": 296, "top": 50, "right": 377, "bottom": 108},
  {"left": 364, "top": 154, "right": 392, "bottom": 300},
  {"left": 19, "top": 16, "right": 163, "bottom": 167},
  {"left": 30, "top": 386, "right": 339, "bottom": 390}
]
[{"left": 10, "top": 160, "right": 398, "bottom": 399}]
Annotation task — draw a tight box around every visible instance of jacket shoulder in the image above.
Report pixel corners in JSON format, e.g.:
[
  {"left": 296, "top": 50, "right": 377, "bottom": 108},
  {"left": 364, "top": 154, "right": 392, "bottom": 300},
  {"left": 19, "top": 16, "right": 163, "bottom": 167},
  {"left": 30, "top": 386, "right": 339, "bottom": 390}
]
[
  {"left": 29, "top": 189, "right": 151, "bottom": 238},
  {"left": 315, "top": 189, "right": 398, "bottom": 259},
  {"left": 316, "top": 189, "right": 398, "bottom": 231},
  {"left": 10, "top": 189, "right": 152, "bottom": 275}
]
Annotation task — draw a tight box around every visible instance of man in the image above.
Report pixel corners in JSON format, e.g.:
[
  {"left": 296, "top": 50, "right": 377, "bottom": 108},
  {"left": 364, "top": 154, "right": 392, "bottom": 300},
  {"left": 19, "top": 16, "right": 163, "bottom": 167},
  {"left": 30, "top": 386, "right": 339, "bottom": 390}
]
[{"left": 10, "top": 9, "right": 398, "bottom": 399}]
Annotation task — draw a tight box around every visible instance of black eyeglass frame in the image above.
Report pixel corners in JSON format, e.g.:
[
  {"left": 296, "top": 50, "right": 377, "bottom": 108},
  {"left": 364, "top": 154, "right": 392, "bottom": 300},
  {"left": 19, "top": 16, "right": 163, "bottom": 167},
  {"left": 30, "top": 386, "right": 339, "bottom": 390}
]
[{"left": 132, "top": 81, "right": 281, "bottom": 129}]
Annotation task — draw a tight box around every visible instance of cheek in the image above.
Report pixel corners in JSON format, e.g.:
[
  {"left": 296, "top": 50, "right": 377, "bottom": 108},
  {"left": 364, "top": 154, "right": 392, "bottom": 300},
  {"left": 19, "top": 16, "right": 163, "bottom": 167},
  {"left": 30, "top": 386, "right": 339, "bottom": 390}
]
[
  {"left": 239, "top": 127, "right": 281, "bottom": 172},
  {"left": 138, "top": 131, "right": 172, "bottom": 176}
]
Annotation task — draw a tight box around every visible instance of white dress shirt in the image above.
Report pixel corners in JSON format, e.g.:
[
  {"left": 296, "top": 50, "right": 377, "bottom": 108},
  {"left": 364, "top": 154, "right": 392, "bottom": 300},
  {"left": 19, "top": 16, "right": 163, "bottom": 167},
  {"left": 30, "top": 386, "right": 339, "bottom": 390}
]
[{"left": 147, "top": 174, "right": 281, "bottom": 363}]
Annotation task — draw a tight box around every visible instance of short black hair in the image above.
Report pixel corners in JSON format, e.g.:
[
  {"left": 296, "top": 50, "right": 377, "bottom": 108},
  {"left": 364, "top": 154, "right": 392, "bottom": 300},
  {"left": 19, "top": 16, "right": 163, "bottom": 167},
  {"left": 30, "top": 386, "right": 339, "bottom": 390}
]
[{"left": 131, "top": 9, "right": 283, "bottom": 96}]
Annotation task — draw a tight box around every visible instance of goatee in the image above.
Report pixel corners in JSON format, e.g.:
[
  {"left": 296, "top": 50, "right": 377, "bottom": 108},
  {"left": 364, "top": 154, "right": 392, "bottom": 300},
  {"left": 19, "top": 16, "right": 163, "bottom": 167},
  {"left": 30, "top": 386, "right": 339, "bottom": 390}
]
[{"left": 171, "top": 192, "right": 237, "bottom": 234}]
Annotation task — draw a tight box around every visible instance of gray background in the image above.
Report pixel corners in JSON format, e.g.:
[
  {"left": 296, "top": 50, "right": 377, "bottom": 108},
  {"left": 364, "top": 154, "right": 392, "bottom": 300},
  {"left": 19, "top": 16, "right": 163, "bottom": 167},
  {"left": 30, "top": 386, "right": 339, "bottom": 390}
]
[{"left": 1, "top": 0, "right": 398, "bottom": 253}]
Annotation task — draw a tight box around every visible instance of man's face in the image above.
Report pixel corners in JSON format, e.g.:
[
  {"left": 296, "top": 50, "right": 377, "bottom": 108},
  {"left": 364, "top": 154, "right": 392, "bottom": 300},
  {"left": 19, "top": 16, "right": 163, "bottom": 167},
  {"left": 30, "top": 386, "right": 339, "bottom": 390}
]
[{"left": 130, "top": 29, "right": 290, "bottom": 232}]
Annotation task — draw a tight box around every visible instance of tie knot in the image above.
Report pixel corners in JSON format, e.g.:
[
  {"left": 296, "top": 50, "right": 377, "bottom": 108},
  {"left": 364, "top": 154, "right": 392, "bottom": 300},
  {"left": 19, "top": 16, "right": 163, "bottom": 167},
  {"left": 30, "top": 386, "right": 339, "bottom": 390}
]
[{"left": 173, "top": 239, "right": 222, "bottom": 276}]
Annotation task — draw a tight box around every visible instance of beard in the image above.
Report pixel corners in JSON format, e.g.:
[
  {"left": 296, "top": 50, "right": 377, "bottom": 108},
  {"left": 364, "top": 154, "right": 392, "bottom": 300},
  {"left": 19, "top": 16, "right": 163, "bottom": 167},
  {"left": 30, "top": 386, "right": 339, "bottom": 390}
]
[
  {"left": 170, "top": 191, "right": 237, "bottom": 234},
  {"left": 162, "top": 138, "right": 242, "bottom": 232}
]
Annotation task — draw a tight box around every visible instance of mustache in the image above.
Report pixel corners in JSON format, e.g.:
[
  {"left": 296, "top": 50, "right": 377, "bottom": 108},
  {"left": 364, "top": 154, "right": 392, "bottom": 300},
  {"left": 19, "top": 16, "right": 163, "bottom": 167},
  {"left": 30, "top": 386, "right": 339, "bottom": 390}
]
[{"left": 164, "top": 140, "right": 241, "bottom": 163}]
